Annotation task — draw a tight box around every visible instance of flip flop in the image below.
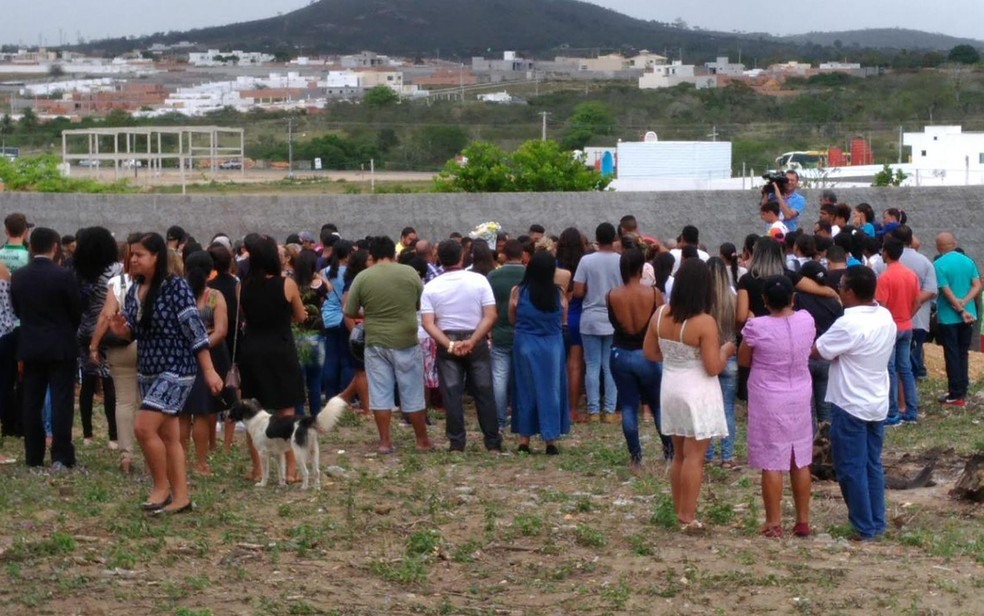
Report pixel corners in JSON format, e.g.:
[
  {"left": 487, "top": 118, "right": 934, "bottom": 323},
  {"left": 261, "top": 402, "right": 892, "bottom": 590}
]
[
  {"left": 679, "top": 519, "right": 706, "bottom": 534},
  {"left": 761, "top": 525, "right": 784, "bottom": 538}
]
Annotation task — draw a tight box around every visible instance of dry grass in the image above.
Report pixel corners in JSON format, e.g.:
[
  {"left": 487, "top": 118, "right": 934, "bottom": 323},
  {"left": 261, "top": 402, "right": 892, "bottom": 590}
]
[{"left": 0, "top": 372, "right": 982, "bottom": 614}]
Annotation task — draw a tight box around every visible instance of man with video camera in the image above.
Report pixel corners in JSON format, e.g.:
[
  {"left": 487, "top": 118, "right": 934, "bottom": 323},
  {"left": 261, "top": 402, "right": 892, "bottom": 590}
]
[{"left": 761, "top": 170, "right": 807, "bottom": 233}]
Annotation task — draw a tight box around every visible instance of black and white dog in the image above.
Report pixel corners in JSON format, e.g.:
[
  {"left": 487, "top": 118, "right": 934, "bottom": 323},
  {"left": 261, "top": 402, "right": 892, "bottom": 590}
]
[{"left": 229, "top": 396, "right": 347, "bottom": 490}]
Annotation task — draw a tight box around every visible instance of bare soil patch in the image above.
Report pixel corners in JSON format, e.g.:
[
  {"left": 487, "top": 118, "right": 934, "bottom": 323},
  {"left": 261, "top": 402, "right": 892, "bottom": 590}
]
[{"left": 0, "top": 385, "right": 983, "bottom": 614}]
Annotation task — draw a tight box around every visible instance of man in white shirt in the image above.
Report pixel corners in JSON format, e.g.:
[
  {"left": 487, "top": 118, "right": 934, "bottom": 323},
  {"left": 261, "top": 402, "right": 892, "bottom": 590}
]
[
  {"left": 813, "top": 265, "right": 897, "bottom": 541},
  {"left": 669, "top": 225, "right": 710, "bottom": 275},
  {"left": 421, "top": 240, "right": 502, "bottom": 453}
]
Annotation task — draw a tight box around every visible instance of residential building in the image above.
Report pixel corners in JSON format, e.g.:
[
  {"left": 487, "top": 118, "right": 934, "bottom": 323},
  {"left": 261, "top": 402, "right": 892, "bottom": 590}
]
[
  {"left": 705, "top": 56, "right": 745, "bottom": 77},
  {"left": 628, "top": 51, "right": 668, "bottom": 70},
  {"left": 639, "top": 61, "right": 717, "bottom": 90}
]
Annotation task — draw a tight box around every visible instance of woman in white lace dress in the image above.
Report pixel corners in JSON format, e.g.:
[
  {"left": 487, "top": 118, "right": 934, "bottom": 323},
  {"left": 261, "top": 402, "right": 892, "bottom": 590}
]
[{"left": 644, "top": 259, "right": 736, "bottom": 531}]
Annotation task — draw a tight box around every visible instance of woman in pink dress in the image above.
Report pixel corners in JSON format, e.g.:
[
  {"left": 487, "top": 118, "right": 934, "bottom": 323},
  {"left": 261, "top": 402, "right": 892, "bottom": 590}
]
[{"left": 738, "top": 275, "right": 816, "bottom": 538}]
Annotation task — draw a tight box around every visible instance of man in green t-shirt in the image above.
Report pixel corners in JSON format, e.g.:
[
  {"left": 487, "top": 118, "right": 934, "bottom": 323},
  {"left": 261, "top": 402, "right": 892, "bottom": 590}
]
[
  {"left": 933, "top": 232, "right": 982, "bottom": 406},
  {"left": 344, "top": 236, "right": 431, "bottom": 453},
  {"left": 487, "top": 240, "right": 525, "bottom": 430},
  {"left": 0, "top": 213, "right": 32, "bottom": 272}
]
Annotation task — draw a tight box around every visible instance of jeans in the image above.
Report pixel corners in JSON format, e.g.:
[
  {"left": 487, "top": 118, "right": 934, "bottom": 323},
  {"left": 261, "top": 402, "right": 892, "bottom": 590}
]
[
  {"left": 887, "top": 330, "right": 918, "bottom": 421},
  {"left": 321, "top": 326, "right": 353, "bottom": 399},
  {"left": 436, "top": 332, "right": 502, "bottom": 451},
  {"left": 808, "top": 356, "right": 832, "bottom": 427},
  {"left": 706, "top": 357, "right": 737, "bottom": 462},
  {"left": 610, "top": 347, "right": 672, "bottom": 462},
  {"left": 490, "top": 345, "right": 513, "bottom": 430},
  {"left": 830, "top": 404, "right": 886, "bottom": 539},
  {"left": 296, "top": 333, "right": 325, "bottom": 417},
  {"left": 938, "top": 322, "right": 972, "bottom": 399},
  {"left": 582, "top": 333, "right": 616, "bottom": 414},
  {"left": 910, "top": 328, "right": 928, "bottom": 379}
]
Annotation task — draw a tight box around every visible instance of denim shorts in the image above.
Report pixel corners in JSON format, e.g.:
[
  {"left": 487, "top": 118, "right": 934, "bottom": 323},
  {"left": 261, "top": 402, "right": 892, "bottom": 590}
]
[{"left": 365, "top": 345, "right": 426, "bottom": 412}]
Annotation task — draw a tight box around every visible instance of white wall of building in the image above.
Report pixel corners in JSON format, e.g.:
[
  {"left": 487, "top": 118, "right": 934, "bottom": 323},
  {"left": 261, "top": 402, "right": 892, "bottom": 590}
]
[
  {"left": 616, "top": 140, "right": 732, "bottom": 180},
  {"left": 903, "top": 126, "right": 984, "bottom": 185}
]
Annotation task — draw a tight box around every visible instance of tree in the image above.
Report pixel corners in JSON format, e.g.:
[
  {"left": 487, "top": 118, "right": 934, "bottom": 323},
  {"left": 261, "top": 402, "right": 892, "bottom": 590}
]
[
  {"left": 17, "top": 108, "right": 38, "bottom": 134},
  {"left": 873, "top": 163, "right": 908, "bottom": 187},
  {"left": 561, "top": 101, "right": 615, "bottom": 150},
  {"left": 104, "top": 109, "right": 133, "bottom": 127},
  {"left": 433, "top": 140, "right": 610, "bottom": 192},
  {"left": 0, "top": 114, "right": 13, "bottom": 150},
  {"left": 947, "top": 45, "right": 981, "bottom": 65},
  {"left": 433, "top": 141, "right": 512, "bottom": 192},
  {"left": 510, "top": 140, "right": 609, "bottom": 191},
  {"left": 363, "top": 86, "right": 400, "bottom": 109},
  {"left": 410, "top": 125, "right": 469, "bottom": 167}
]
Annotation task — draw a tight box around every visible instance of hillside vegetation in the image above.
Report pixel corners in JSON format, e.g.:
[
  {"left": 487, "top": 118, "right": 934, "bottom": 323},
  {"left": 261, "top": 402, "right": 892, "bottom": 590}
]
[
  {"left": 80, "top": 0, "right": 979, "bottom": 64},
  {"left": 6, "top": 69, "right": 984, "bottom": 176}
]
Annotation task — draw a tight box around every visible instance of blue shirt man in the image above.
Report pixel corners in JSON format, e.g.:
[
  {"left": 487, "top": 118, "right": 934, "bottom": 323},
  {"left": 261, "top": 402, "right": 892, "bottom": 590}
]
[{"left": 779, "top": 170, "right": 806, "bottom": 232}]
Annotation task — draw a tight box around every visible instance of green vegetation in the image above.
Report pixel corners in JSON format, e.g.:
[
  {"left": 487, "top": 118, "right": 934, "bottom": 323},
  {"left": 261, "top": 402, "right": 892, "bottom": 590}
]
[
  {"left": 0, "top": 154, "right": 134, "bottom": 193},
  {"left": 433, "top": 139, "right": 610, "bottom": 192},
  {"left": 363, "top": 86, "right": 400, "bottom": 109},
  {"left": 948, "top": 44, "right": 982, "bottom": 65},
  {"left": 82, "top": 0, "right": 967, "bottom": 70},
  {"left": 4, "top": 66, "right": 984, "bottom": 185},
  {"left": 873, "top": 163, "right": 909, "bottom": 187}
]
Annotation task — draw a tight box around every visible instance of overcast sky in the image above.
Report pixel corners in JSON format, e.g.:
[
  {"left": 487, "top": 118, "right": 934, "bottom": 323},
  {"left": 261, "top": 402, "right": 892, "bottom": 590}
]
[{"left": 1, "top": 0, "right": 981, "bottom": 47}]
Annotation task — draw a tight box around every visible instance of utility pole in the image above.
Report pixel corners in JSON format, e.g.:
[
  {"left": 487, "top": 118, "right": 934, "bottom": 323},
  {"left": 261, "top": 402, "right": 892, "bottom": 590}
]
[
  {"left": 538, "top": 111, "right": 550, "bottom": 141},
  {"left": 898, "top": 125, "right": 903, "bottom": 164},
  {"left": 708, "top": 126, "right": 719, "bottom": 142},
  {"left": 287, "top": 115, "right": 294, "bottom": 180}
]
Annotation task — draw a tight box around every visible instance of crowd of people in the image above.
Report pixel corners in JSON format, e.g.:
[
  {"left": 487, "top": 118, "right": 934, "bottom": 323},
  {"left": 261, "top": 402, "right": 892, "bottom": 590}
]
[{"left": 0, "top": 177, "right": 976, "bottom": 538}]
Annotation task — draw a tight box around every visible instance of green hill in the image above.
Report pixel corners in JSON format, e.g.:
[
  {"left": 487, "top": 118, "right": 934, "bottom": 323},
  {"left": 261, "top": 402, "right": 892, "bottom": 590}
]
[{"left": 83, "top": 0, "right": 811, "bottom": 60}]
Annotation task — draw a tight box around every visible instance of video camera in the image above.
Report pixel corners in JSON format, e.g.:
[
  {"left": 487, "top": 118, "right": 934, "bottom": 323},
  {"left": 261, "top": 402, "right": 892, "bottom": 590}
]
[{"left": 761, "top": 172, "right": 789, "bottom": 196}]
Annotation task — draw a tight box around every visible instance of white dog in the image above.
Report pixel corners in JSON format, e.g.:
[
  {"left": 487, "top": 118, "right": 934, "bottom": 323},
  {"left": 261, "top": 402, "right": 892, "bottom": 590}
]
[{"left": 229, "top": 396, "right": 347, "bottom": 490}]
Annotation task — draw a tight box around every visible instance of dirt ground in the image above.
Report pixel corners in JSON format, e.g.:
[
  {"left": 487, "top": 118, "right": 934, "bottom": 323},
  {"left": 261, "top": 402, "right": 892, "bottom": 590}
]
[
  {"left": 1, "top": 388, "right": 983, "bottom": 615},
  {"left": 71, "top": 167, "right": 436, "bottom": 187},
  {"left": 0, "top": 346, "right": 983, "bottom": 614}
]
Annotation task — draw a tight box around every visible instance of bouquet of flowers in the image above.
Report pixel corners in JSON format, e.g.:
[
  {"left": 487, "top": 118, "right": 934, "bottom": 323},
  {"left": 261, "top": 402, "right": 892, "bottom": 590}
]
[{"left": 469, "top": 221, "right": 501, "bottom": 250}]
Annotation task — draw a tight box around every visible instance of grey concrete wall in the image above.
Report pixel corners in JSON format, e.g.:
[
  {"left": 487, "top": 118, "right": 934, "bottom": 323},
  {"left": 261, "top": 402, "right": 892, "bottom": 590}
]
[{"left": 1, "top": 186, "right": 983, "bottom": 262}]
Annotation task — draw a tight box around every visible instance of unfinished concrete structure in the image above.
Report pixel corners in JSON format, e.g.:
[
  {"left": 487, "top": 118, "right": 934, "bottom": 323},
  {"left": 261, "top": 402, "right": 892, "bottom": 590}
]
[{"left": 61, "top": 126, "right": 244, "bottom": 194}]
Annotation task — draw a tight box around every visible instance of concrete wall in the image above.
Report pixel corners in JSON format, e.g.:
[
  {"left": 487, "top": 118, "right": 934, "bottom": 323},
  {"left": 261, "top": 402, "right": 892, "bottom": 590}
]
[{"left": 1, "top": 186, "right": 982, "bottom": 262}]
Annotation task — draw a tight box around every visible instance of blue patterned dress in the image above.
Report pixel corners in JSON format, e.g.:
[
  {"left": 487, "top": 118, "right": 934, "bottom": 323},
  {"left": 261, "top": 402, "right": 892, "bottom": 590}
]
[{"left": 123, "top": 276, "right": 210, "bottom": 414}]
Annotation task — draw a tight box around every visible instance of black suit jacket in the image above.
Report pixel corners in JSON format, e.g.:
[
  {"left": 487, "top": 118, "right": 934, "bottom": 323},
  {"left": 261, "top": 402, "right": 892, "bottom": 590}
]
[{"left": 10, "top": 257, "right": 83, "bottom": 362}]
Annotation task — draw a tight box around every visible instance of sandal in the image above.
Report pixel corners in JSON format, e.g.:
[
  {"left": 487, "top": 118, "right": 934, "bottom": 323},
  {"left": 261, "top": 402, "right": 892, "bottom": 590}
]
[
  {"left": 679, "top": 519, "right": 706, "bottom": 534},
  {"left": 761, "top": 525, "right": 784, "bottom": 538},
  {"left": 720, "top": 460, "right": 740, "bottom": 470},
  {"left": 793, "top": 522, "right": 811, "bottom": 538}
]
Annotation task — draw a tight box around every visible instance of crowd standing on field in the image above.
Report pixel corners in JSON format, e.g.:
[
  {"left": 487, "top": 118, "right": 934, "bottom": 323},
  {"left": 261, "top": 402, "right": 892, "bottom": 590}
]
[{"left": 0, "top": 173, "right": 979, "bottom": 538}]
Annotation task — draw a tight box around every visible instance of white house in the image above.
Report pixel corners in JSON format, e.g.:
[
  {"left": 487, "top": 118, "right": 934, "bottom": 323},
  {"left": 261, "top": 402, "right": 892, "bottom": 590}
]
[
  {"left": 639, "top": 61, "right": 717, "bottom": 90},
  {"left": 187, "top": 49, "right": 274, "bottom": 66},
  {"left": 705, "top": 56, "right": 745, "bottom": 77},
  {"left": 628, "top": 51, "right": 668, "bottom": 70},
  {"left": 903, "top": 126, "right": 984, "bottom": 185}
]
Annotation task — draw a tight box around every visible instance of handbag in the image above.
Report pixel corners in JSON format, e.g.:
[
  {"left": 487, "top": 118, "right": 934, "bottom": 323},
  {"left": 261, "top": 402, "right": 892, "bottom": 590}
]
[
  {"left": 349, "top": 322, "right": 366, "bottom": 362},
  {"left": 225, "top": 281, "right": 242, "bottom": 389},
  {"left": 100, "top": 274, "right": 133, "bottom": 348}
]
